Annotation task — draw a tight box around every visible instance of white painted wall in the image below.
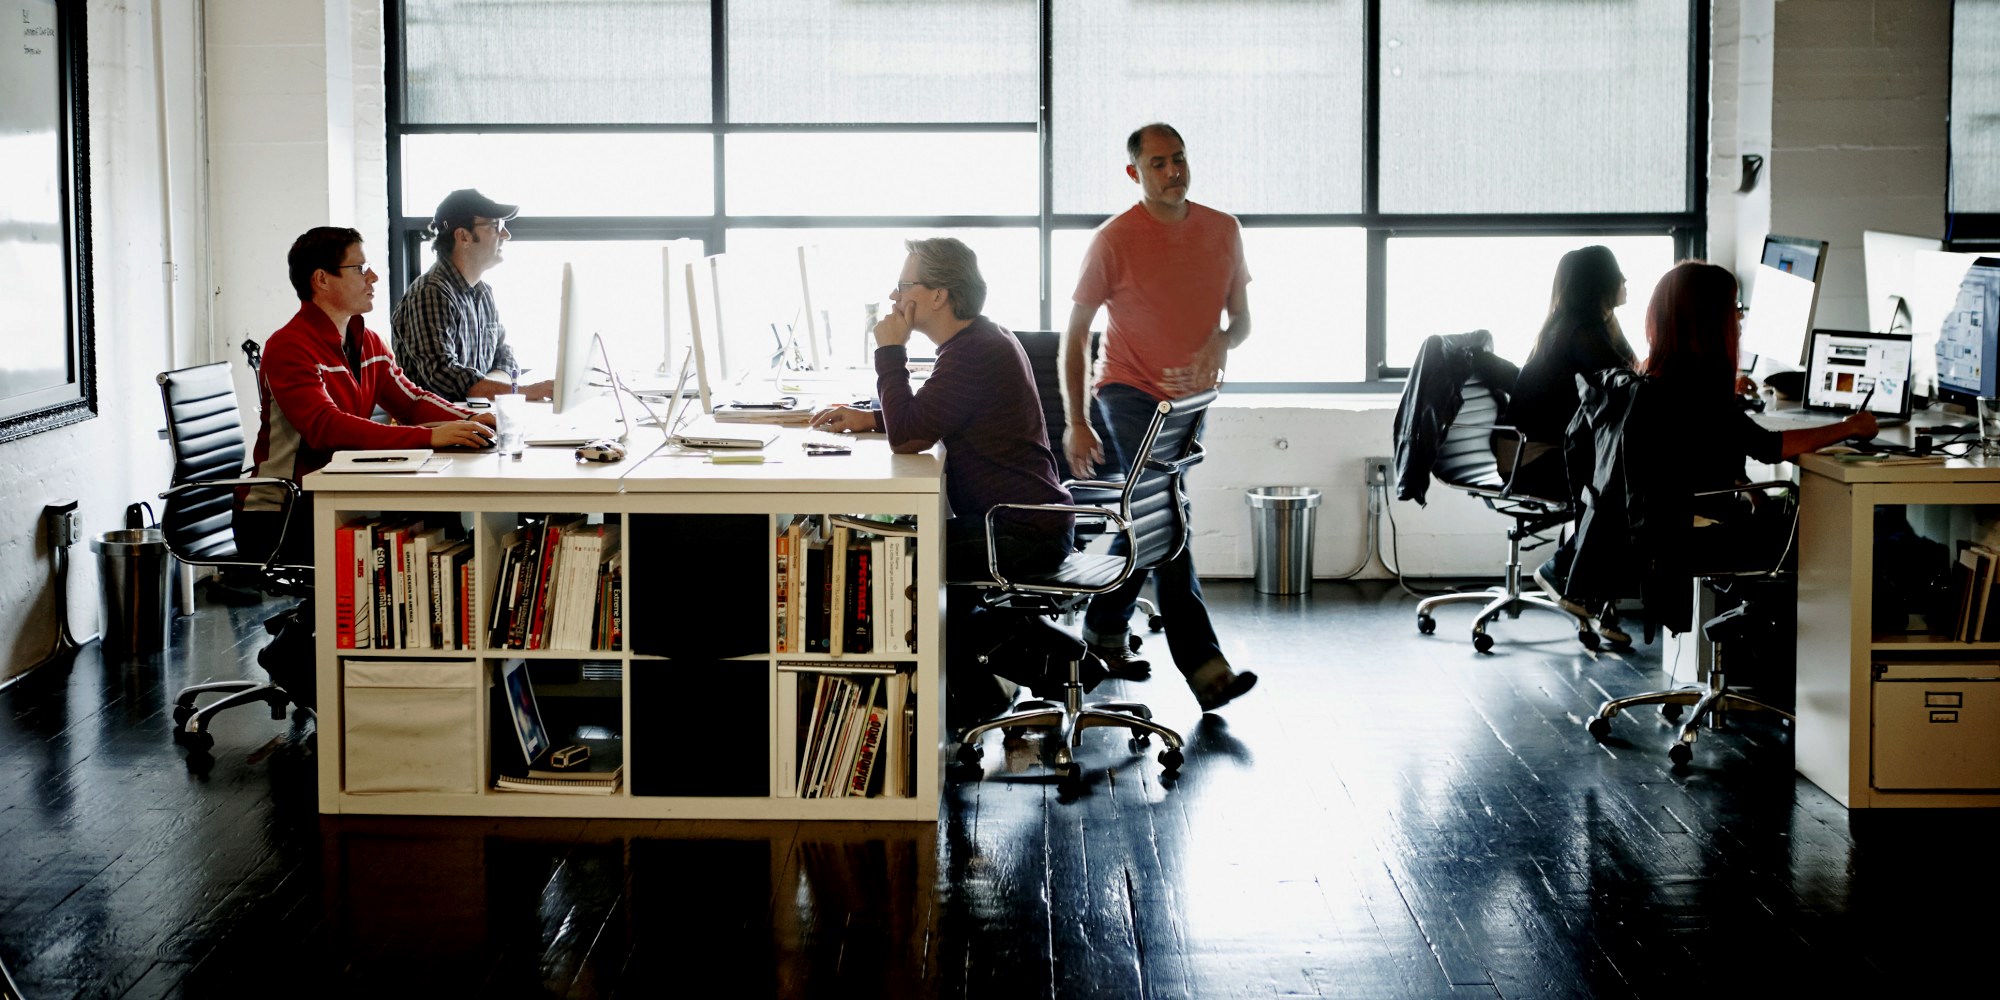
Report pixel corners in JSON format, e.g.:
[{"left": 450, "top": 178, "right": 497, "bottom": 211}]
[{"left": 0, "top": 0, "right": 207, "bottom": 681}]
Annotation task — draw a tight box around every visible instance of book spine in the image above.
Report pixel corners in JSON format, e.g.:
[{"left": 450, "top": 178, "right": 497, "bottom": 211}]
[
  {"left": 609, "top": 563, "right": 623, "bottom": 650},
  {"left": 775, "top": 530, "right": 791, "bottom": 653},
  {"left": 847, "top": 544, "right": 871, "bottom": 655},
  {"left": 428, "top": 550, "right": 444, "bottom": 649},
  {"left": 528, "top": 522, "right": 562, "bottom": 650},
  {"left": 333, "top": 523, "right": 355, "bottom": 648},
  {"left": 372, "top": 531, "right": 392, "bottom": 649},
  {"left": 829, "top": 526, "right": 849, "bottom": 656},
  {"left": 460, "top": 560, "right": 474, "bottom": 650},
  {"left": 350, "top": 525, "right": 372, "bottom": 649},
  {"left": 847, "top": 705, "right": 887, "bottom": 797}
]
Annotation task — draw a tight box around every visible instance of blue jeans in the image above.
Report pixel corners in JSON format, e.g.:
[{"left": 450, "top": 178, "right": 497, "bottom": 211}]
[{"left": 1082, "top": 383, "right": 1225, "bottom": 677}]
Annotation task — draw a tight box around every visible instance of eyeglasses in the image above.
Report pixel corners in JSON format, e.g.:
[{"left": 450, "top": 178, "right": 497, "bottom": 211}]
[
  {"left": 474, "top": 219, "right": 509, "bottom": 234},
  {"left": 1736, "top": 302, "right": 1749, "bottom": 317},
  {"left": 331, "top": 264, "right": 376, "bottom": 278},
  {"left": 893, "top": 281, "right": 925, "bottom": 293}
]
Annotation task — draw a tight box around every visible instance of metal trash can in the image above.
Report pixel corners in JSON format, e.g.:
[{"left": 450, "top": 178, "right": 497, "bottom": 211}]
[
  {"left": 90, "top": 528, "right": 171, "bottom": 657},
  {"left": 1245, "top": 486, "right": 1322, "bottom": 595}
]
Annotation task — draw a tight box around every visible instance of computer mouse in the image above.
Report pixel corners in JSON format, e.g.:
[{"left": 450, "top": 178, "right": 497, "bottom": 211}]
[{"left": 576, "top": 439, "right": 626, "bottom": 463}]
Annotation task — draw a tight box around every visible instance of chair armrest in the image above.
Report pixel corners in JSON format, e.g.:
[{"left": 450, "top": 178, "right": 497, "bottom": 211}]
[
  {"left": 160, "top": 476, "right": 300, "bottom": 501},
  {"left": 1691, "top": 480, "right": 1797, "bottom": 500},
  {"left": 982, "top": 502, "right": 1134, "bottom": 590},
  {"left": 1448, "top": 421, "right": 1534, "bottom": 496},
  {"left": 160, "top": 477, "right": 305, "bottom": 574},
  {"left": 1062, "top": 477, "right": 1126, "bottom": 493},
  {"left": 1142, "top": 438, "right": 1206, "bottom": 475}
]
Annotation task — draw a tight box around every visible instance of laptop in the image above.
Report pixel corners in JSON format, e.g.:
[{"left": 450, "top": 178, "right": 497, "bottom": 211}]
[
  {"left": 631, "top": 348, "right": 780, "bottom": 451},
  {"left": 1758, "top": 329, "right": 1914, "bottom": 430}
]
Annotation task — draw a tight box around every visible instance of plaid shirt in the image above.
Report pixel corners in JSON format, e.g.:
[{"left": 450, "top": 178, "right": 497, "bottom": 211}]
[{"left": 391, "top": 255, "right": 519, "bottom": 400}]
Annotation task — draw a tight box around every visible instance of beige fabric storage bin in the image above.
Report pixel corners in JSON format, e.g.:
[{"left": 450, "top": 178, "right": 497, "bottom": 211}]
[{"left": 343, "top": 660, "right": 481, "bottom": 794}]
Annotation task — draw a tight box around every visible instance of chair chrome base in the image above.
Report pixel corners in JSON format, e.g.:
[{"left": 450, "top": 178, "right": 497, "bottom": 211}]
[
  {"left": 955, "top": 660, "right": 1185, "bottom": 779},
  {"left": 172, "top": 681, "right": 306, "bottom": 753},
  {"left": 1414, "top": 526, "right": 1595, "bottom": 652},
  {"left": 1586, "top": 660, "right": 1793, "bottom": 765}
]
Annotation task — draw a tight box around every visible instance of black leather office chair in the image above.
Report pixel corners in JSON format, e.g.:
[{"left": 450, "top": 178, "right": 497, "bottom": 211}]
[
  {"left": 1567, "top": 368, "right": 1798, "bottom": 763},
  {"left": 1395, "top": 336, "right": 1596, "bottom": 652},
  {"left": 952, "top": 389, "right": 1216, "bottom": 780},
  {"left": 157, "top": 361, "right": 314, "bottom": 753},
  {"left": 1012, "top": 330, "right": 1163, "bottom": 639}
]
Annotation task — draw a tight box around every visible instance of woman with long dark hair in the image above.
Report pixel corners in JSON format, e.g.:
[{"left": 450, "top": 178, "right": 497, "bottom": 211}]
[
  {"left": 1504, "top": 245, "right": 1639, "bottom": 498},
  {"left": 1509, "top": 246, "right": 1639, "bottom": 636}
]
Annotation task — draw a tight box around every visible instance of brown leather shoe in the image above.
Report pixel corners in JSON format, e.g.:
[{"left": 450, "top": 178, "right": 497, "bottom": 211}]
[
  {"left": 1086, "top": 642, "right": 1151, "bottom": 680},
  {"left": 1189, "top": 660, "right": 1258, "bottom": 712}
]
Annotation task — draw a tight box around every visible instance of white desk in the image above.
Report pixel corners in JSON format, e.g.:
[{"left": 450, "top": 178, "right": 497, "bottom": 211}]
[
  {"left": 305, "top": 429, "right": 946, "bottom": 820},
  {"left": 1796, "top": 433, "right": 2000, "bottom": 808}
]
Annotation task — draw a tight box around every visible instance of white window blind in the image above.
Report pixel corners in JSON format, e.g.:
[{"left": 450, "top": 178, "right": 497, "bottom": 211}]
[
  {"left": 401, "top": 0, "right": 712, "bottom": 124},
  {"left": 727, "top": 0, "right": 1038, "bottom": 124},
  {"left": 1377, "top": 0, "right": 1690, "bottom": 214},
  {"left": 1051, "top": 0, "right": 1365, "bottom": 215}
]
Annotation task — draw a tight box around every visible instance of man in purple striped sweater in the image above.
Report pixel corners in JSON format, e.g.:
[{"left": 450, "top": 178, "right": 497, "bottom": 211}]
[{"left": 812, "top": 238, "right": 1093, "bottom": 725}]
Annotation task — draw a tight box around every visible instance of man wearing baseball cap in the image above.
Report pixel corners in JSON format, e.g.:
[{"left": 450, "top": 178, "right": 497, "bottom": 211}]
[{"left": 391, "top": 188, "right": 553, "bottom": 401}]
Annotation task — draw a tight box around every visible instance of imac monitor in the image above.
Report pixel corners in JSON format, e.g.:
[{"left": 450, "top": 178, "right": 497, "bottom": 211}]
[
  {"left": 1935, "top": 257, "right": 2000, "bottom": 407},
  {"left": 550, "top": 262, "right": 600, "bottom": 416},
  {"left": 1761, "top": 234, "right": 1828, "bottom": 281},
  {"left": 1739, "top": 263, "right": 1818, "bottom": 371},
  {"left": 1801, "top": 330, "right": 1915, "bottom": 422}
]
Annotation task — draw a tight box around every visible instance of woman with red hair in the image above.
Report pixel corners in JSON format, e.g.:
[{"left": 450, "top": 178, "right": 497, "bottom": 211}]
[
  {"left": 1641, "top": 261, "right": 1875, "bottom": 561},
  {"left": 1645, "top": 261, "right": 1872, "bottom": 482}
]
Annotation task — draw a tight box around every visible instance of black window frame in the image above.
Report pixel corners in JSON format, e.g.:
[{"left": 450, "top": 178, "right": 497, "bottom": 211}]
[{"left": 383, "top": 0, "right": 1707, "bottom": 393}]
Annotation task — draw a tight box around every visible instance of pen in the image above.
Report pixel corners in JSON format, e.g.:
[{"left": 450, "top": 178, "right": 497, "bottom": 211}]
[
  {"left": 353, "top": 456, "right": 409, "bottom": 463},
  {"left": 1859, "top": 385, "right": 1876, "bottom": 413}
]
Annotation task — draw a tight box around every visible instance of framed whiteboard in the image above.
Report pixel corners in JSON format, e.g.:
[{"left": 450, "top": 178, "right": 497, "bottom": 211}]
[{"left": 0, "top": 0, "right": 93, "bottom": 443}]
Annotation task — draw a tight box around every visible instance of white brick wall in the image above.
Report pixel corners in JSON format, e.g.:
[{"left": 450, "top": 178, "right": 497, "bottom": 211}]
[{"left": 1770, "top": 0, "right": 1949, "bottom": 329}]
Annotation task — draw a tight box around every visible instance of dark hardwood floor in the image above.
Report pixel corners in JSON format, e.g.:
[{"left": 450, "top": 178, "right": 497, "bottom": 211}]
[{"left": 1, "top": 579, "right": 1995, "bottom": 998}]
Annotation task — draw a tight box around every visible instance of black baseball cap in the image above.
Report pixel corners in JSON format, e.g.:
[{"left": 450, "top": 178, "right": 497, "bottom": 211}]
[{"left": 430, "top": 188, "right": 518, "bottom": 235}]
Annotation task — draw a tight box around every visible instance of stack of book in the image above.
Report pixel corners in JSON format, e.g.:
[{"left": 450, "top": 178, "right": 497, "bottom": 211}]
[
  {"left": 495, "top": 740, "right": 624, "bottom": 795},
  {"left": 774, "top": 515, "right": 918, "bottom": 656},
  {"left": 788, "top": 671, "right": 912, "bottom": 799},
  {"left": 488, "top": 515, "right": 624, "bottom": 651},
  {"left": 333, "top": 516, "right": 474, "bottom": 650}
]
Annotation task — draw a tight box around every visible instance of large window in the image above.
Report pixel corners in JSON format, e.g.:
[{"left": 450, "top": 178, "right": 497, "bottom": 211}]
[{"left": 386, "top": 1, "right": 1705, "bottom": 390}]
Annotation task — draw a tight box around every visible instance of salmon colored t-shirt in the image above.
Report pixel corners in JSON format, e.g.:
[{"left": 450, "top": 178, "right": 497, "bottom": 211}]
[{"left": 1072, "top": 201, "right": 1251, "bottom": 399}]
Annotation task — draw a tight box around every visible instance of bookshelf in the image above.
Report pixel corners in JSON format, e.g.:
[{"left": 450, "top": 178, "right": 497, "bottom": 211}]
[
  {"left": 306, "top": 439, "right": 944, "bottom": 820},
  {"left": 1795, "top": 453, "right": 2000, "bottom": 807}
]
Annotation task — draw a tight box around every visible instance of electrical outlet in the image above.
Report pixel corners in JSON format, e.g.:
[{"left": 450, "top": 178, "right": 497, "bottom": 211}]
[{"left": 1364, "top": 456, "right": 1393, "bottom": 487}]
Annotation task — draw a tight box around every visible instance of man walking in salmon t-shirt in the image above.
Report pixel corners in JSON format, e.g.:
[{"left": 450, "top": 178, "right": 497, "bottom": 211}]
[{"left": 1059, "top": 122, "right": 1257, "bottom": 713}]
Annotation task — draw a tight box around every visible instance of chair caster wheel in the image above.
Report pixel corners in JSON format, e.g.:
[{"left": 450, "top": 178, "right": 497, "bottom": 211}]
[
  {"left": 1159, "top": 747, "right": 1184, "bottom": 773},
  {"left": 172, "top": 705, "right": 194, "bottom": 729},
  {"left": 180, "top": 729, "right": 214, "bottom": 753},
  {"left": 1417, "top": 614, "right": 1436, "bottom": 635},
  {"left": 1661, "top": 703, "right": 1684, "bottom": 722},
  {"left": 1147, "top": 615, "right": 1165, "bottom": 632},
  {"left": 955, "top": 742, "right": 981, "bottom": 767},
  {"left": 1472, "top": 633, "right": 1494, "bottom": 653},
  {"left": 1578, "top": 630, "right": 1600, "bottom": 650},
  {"left": 1586, "top": 717, "right": 1611, "bottom": 740},
  {"left": 1129, "top": 634, "right": 1143, "bottom": 653},
  {"left": 1668, "top": 742, "right": 1693, "bottom": 766},
  {"left": 1128, "top": 734, "right": 1150, "bottom": 752}
]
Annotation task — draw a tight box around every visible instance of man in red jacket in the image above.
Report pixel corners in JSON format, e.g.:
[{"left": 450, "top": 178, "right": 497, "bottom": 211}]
[{"left": 238, "top": 227, "right": 496, "bottom": 564}]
